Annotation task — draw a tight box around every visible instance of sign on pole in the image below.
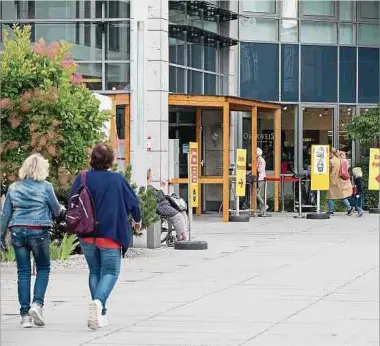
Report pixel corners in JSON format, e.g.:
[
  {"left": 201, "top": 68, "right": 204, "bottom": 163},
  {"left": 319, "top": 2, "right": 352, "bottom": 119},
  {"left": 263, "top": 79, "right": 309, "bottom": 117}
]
[
  {"left": 236, "top": 149, "right": 247, "bottom": 197},
  {"left": 368, "top": 148, "right": 380, "bottom": 190},
  {"left": 311, "top": 145, "right": 330, "bottom": 191},
  {"left": 189, "top": 142, "right": 199, "bottom": 208}
]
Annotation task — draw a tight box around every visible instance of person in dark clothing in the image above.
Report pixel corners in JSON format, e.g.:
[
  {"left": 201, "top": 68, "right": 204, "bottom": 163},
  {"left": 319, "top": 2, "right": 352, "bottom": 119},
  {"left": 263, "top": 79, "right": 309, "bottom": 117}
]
[
  {"left": 348, "top": 166, "right": 364, "bottom": 217},
  {"left": 69, "top": 144, "right": 141, "bottom": 330}
]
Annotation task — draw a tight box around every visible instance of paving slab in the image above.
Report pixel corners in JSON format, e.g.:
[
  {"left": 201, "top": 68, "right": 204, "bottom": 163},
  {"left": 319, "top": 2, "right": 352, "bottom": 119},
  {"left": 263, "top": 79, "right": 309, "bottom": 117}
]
[{"left": 1, "top": 213, "right": 379, "bottom": 346}]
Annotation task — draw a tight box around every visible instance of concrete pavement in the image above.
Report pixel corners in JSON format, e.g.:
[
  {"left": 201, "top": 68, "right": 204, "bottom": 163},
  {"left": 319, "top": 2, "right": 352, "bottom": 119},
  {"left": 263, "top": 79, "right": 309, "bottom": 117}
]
[{"left": 1, "top": 213, "right": 379, "bottom": 346}]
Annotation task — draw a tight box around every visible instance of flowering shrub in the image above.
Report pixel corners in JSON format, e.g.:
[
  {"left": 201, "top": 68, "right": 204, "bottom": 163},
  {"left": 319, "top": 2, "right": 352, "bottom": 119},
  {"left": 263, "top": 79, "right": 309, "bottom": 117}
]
[{"left": 0, "top": 25, "right": 110, "bottom": 193}]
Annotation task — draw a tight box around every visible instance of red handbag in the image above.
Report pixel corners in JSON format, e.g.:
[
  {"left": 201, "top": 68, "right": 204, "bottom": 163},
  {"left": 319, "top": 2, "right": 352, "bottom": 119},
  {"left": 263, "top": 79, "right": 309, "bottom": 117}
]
[{"left": 352, "top": 185, "right": 358, "bottom": 196}]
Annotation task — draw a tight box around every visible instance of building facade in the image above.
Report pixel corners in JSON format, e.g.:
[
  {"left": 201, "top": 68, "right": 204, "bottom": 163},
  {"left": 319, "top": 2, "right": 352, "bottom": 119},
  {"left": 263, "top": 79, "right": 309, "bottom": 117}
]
[{"left": 1, "top": 0, "right": 379, "bottom": 204}]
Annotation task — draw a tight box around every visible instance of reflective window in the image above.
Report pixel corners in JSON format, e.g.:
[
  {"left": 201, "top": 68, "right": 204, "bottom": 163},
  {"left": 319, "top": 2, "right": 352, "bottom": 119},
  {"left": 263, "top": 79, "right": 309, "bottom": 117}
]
[
  {"left": 258, "top": 112, "right": 275, "bottom": 171},
  {"left": 339, "top": 47, "right": 356, "bottom": 103},
  {"left": 339, "top": 1, "right": 354, "bottom": 21},
  {"left": 241, "top": 0, "right": 276, "bottom": 14},
  {"left": 240, "top": 17, "right": 278, "bottom": 42},
  {"left": 301, "top": 1, "right": 335, "bottom": 17},
  {"left": 169, "top": 38, "right": 185, "bottom": 65},
  {"left": 105, "top": 63, "right": 130, "bottom": 90},
  {"left": 281, "top": 106, "right": 296, "bottom": 173},
  {"left": 187, "top": 43, "right": 202, "bottom": 69},
  {"left": 204, "top": 46, "right": 216, "bottom": 72},
  {"left": 281, "top": 44, "right": 299, "bottom": 102},
  {"left": 204, "top": 74, "right": 217, "bottom": 95},
  {"left": 169, "top": 66, "right": 185, "bottom": 93},
  {"left": 358, "top": 24, "right": 380, "bottom": 46},
  {"left": 339, "top": 24, "right": 356, "bottom": 45},
  {"left": 358, "top": 48, "right": 380, "bottom": 103},
  {"left": 77, "top": 63, "right": 102, "bottom": 90},
  {"left": 106, "top": 22, "right": 130, "bottom": 61},
  {"left": 240, "top": 43, "right": 279, "bottom": 101},
  {"left": 301, "top": 45, "right": 337, "bottom": 102},
  {"left": 106, "top": 0, "right": 130, "bottom": 18},
  {"left": 281, "top": 0, "right": 298, "bottom": 18},
  {"left": 280, "top": 20, "right": 298, "bottom": 42},
  {"left": 301, "top": 21, "right": 337, "bottom": 44},
  {"left": 32, "top": 23, "right": 102, "bottom": 61},
  {"left": 339, "top": 106, "right": 354, "bottom": 155},
  {"left": 187, "top": 70, "right": 203, "bottom": 94},
  {"left": 358, "top": 1, "right": 379, "bottom": 20}
]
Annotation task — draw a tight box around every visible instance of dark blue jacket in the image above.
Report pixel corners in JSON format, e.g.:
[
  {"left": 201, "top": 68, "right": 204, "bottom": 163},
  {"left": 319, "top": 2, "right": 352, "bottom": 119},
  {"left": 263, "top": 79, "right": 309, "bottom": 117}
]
[{"left": 69, "top": 170, "right": 141, "bottom": 249}]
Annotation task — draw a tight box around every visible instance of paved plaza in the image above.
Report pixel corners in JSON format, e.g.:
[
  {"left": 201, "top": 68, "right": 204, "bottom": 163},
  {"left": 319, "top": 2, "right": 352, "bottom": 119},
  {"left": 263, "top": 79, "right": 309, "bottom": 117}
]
[{"left": 1, "top": 213, "right": 379, "bottom": 346}]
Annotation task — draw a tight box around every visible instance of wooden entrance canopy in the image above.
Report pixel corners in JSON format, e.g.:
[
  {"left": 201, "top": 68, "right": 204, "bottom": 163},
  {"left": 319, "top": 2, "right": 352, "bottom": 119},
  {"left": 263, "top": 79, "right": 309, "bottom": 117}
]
[{"left": 168, "top": 94, "right": 281, "bottom": 222}]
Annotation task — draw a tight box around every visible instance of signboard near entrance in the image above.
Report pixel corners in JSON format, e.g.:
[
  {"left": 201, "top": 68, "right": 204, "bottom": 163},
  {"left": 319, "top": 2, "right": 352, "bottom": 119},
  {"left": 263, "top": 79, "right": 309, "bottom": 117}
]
[
  {"left": 236, "top": 149, "right": 247, "bottom": 197},
  {"left": 189, "top": 142, "right": 199, "bottom": 207},
  {"left": 368, "top": 148, "right": 380, "bottom": 190},
  {"left": 311, "top": 145, "right": 329, "bottom": 191}
]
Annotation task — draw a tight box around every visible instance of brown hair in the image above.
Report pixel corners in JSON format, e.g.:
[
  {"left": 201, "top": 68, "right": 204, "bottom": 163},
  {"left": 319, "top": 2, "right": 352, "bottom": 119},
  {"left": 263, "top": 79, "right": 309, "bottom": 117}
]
[{"left": 90, "top": 143, "right": 114, "bottom": 170}]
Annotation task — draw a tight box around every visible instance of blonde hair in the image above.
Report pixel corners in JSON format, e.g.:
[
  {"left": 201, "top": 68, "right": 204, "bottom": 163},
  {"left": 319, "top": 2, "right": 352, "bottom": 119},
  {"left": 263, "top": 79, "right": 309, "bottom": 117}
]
[
  {"left": 19, "top": 154, "right": 49, "bottom": 181},
  {"left": 352, "top": 167, "right": 363, "bottom": 178}
]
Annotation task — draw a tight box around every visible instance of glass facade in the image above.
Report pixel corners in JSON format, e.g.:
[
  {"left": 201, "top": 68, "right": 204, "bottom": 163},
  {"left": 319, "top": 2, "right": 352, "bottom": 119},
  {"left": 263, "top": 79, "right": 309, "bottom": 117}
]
[
  {"left": 240, "top": 0, "right": 380, "bottom": 169},
  {"left": 0, "top": 0, "right": 131, "bottom": 92}
]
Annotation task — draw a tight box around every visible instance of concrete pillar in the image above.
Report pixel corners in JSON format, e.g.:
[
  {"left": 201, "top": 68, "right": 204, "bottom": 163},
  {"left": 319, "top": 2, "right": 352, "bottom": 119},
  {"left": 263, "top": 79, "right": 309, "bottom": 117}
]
[{"left": 130, "top": 0, "right": 169, "bottom": 187}]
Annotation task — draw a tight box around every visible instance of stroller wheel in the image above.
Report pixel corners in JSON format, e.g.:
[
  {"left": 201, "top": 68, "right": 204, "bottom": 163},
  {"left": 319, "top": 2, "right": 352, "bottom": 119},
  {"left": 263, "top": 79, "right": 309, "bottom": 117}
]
[{"left": 166, "top": 234, "right": 176, "bottom": 247}]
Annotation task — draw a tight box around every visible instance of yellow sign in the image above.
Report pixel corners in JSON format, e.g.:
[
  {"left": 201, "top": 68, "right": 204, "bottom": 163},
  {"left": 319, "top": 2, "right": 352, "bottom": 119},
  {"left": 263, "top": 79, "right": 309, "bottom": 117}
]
[
  {"left": 311, "top": 145, "right": 329, "bottom": 191},
  {"left": 189, "top": 142, "right": 199, "bottom": 207},
  {"left": 368, "top": 148, "right": 380, "bottom": 190},
  {"left": 236, "top": 149, "right": 247, "bottom": 197}
]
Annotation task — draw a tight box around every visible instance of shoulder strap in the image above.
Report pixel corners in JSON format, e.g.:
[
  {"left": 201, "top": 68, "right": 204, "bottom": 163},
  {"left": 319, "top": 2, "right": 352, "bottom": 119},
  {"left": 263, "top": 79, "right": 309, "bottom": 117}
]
[{"left": 80, "top": 171, "right": 87, "bottom": 186}]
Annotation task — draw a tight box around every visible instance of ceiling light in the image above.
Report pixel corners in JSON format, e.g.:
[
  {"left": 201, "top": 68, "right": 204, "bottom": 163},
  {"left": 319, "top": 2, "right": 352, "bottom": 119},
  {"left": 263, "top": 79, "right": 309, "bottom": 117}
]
[
  {"left": 365, "top": 108, "right": 369, "bottom": 112},
  {"left": 319, "top": 114, "right": 322, "bottom": 117},
  {"left": 347, "top": 108, "right": 351, "bottom": 111},
  {"left": 283, "top": 107, "right": 287, "bottom": 110}
]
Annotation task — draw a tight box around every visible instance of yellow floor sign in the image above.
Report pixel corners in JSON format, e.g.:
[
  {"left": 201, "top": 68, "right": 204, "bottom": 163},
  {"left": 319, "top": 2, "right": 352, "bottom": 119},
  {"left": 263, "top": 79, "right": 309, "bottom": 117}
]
[
  {"left": 236, "top": 149, "right": 247, "bottom": 197},
  {"left": 189, "top": 142, "right": 199, "bottom": 207},
  {"left": 368, "top": 148, "right": 380, "bottom": 191}
]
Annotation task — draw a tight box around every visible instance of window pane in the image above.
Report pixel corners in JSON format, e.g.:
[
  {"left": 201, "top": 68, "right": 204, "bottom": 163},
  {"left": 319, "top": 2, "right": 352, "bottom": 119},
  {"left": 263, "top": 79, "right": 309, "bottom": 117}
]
[
  {"left": 240, "top": 43, "right": 279, "bottom": 101},
  {"left": 187, "top": 43, "right": 202, "bottom": 69},
  {"left": 169, "top": 38, "right": 185, "bottom": 65},
  {"left": 240, "top": 17, "right": 278, "bottom": 42},
  {"left": 169, "top": 66, "right": 185, "bottom": 93},
  {"left": 339, "top": 1, "right": 353, "bottom": 21},
  {"left": 187, "top": 70, "right": 203, "bottom": 94},
  {"left": 33, "top": 23, "right": 102, "bottom": 61},
  {"left": 301, "top": 21, "right": 337, "bottom": 44},
  {"left": 358, "top": 1, "right": 379, "bottom": 20},
  {"left": 281, "top": 0, "right": 298, "bottom": 18},
  {"left": 241, "top": 0, "right": 276, "bottom": 14},
  {"left": 339, "top": 106, "right": 354, "bottom": 154},
  {"left": 281, "top": 106, "right": 297, "bottom": 173},
  {"left": 77, "top": 63, "right": 102, "bottom": 90},
  {"left": 116, "top": 106, "right": 126, "bottom": 139},
  {"left": 339, "top": 24, "right": 355, "bottom": 45},
  {"left": 358, "top": 24, "right": 380, "bottom": 46},
  {"left": 281, "top": 44, "right": 299, "bottom": 102},
  {"left": 204, "top": 74, "right": 216, "bottom": 95},
  {"left": 204, "top": 21, "right": 218, "bottom": 34},
  {"left": 258, "top": 112, "right": 275, "bottom": 171},
  {"left": 280, "top": 20, "right": 298, "bottom": 42},
  {"left": 106, "top": 0, "right": 130, "bottom": 18},
  {"left": 204, "top": 46, "right": 216, "bottom": 72},
  {"left": 358, "top": 48, "right": 379, "bottom": 103},
  {"left": 301, "top": 45, "right": 337, "bottom": 102},
  {"left": 0, "top": 1, "right": 103, "bottom": 20},
  {"left": 169, "top": 3, "right": 186, "bottom": 24},
  {"left": 106, "top": 63, "right": 130, "bottom": 90},
  {"left": 339, "top": 47, "right": 356, "bottom": 103},
  {"left": 106, "top": 22, "right": 130, "bottom": 61},
  {"left": 302, "top": 0, "right": 335, "bottom": 16}
]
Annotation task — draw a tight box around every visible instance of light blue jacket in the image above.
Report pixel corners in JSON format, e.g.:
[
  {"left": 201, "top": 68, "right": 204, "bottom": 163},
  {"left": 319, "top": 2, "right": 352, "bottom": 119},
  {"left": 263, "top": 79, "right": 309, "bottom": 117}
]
[{"left": 1, "top": 179, "right": 62, "bottom": 241}]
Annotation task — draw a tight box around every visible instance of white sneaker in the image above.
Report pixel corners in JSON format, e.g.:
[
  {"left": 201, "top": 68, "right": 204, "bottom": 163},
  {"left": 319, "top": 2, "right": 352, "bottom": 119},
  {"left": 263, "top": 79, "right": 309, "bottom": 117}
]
[
  {"left": 88, "top": 300, "right": 102, "bottom": 330},
  {"left": 29, "top": 303, "right": 45, "bottom": 326},
  {"left": 99, "top": 314, "right": 108, "bottom": 328},
  {"left": 20, "top": 315, "right": 32, "bottom": 328}
]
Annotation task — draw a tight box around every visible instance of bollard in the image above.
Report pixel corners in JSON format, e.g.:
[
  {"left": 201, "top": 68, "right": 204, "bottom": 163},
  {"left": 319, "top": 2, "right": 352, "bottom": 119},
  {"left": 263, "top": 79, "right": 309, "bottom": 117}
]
[
  {"left": 281, "top": 177, "right": 285, "bottom": 212},
  {"left": 147, "top": 221, "right": 161, "bottom": 249},
  {"left": 293, "top": 176, "right": 304, "bottom": 219},
  {"left": 261, "top": 179, "right": 268, "bottom": 217}
]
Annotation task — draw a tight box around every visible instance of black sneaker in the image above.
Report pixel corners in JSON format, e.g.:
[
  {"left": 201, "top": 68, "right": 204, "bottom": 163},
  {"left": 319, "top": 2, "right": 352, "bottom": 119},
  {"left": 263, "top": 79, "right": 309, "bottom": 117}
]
[{"left": 346, "top": 207, "right": 354, "bottom": 216}]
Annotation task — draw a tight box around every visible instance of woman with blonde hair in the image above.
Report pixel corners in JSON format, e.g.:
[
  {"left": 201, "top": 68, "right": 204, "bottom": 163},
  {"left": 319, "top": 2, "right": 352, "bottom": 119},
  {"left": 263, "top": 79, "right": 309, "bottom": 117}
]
[{"left": 0, "top": 154, "right": 63, "bottom": 328}]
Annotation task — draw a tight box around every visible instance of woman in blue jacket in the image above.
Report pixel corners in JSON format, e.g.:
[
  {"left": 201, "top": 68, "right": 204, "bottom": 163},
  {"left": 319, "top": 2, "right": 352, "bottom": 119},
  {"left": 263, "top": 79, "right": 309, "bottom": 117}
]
[
  {"left": 69, "top": 143, "right": 141, "bottom": 330},
  {"left": 1, "top": 154, "right": 63, "bottom": 328}
]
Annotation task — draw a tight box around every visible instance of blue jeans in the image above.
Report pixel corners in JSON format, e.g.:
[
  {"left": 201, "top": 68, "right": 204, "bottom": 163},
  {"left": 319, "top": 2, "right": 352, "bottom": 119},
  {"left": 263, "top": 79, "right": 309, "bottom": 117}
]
[
  {"left": 352, "top": 195, "right": 363, "bottom": 213},
  {"left": 328, "top": 199, "right": 350, "bottom": 212},
  {"left": 10, "top": 228, "right": 50, "bottom": 316},
  {"left": 80, "top": 241, "right": 121, "bottom": 315}
]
